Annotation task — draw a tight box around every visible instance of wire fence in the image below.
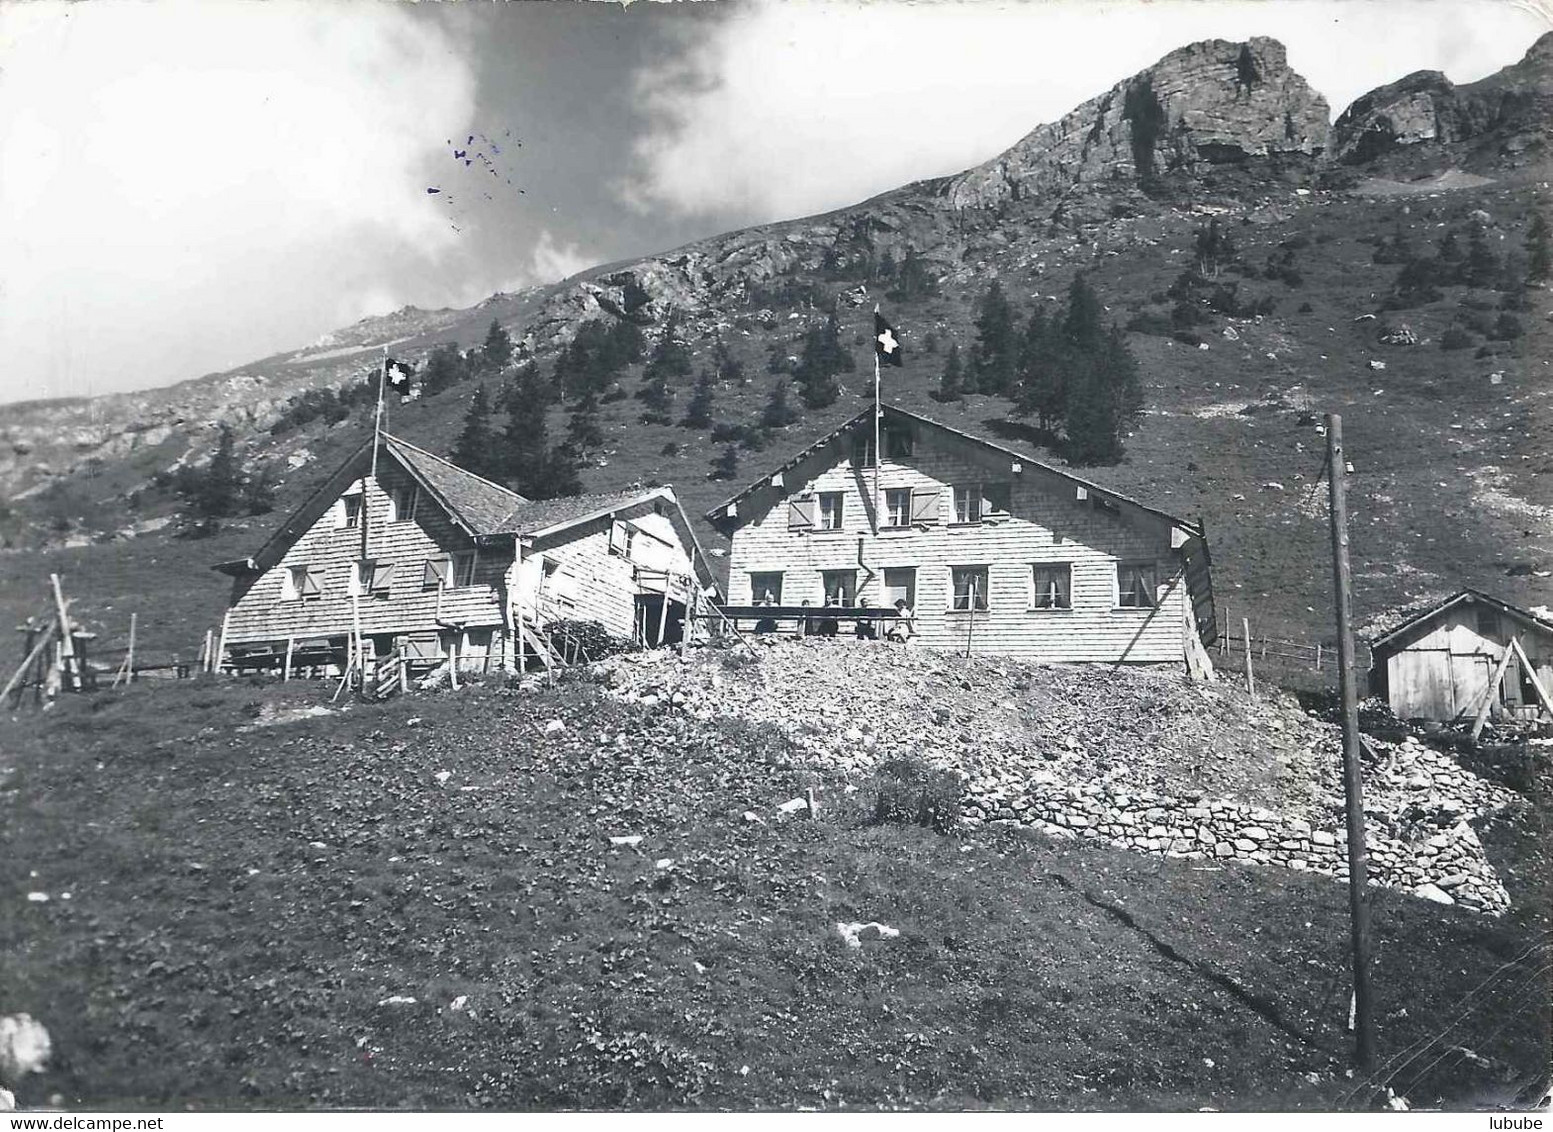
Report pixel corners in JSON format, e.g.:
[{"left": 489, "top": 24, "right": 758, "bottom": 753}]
[{"left": 1210, "top": 617, "right": 1373, "bottom": 692}]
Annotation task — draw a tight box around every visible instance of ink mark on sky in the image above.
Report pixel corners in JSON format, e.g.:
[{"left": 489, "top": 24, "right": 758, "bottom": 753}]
[{"left": 433, "top": 130, "right": 527, "bottom": 231}]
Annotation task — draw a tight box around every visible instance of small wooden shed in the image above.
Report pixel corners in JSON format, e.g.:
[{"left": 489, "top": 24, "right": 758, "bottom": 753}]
[{"left": 1369, "top": 589, "right": 1553, "bottom": 724}]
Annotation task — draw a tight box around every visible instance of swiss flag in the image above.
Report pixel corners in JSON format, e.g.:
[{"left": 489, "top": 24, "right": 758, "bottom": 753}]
[
  {"left": 386, "top": 359, "right": 413, "bottom": 392},
  {"left": 874, "top": 309, "right": 904, "bottom": 367}
]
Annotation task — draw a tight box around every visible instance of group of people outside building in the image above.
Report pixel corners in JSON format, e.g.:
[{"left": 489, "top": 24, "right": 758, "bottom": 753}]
[{"left": 750, "top": 593, "right": 914, "bottom": 642}]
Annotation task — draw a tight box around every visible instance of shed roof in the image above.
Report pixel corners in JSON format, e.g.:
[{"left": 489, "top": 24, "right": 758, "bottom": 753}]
[{"left": 1370, "top": 588, "right": 1553, "bottom": 654}]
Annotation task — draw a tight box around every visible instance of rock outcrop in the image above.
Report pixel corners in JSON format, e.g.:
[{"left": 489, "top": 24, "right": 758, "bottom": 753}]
[
  {"left": 945, "top": 37, "right": 1330, "bottom": 210},
  {"left": 1333, "top": 31, "right": 1553, "bottom": 167}
]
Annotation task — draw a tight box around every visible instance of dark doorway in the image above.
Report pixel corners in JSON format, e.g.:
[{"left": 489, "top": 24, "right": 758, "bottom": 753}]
[{"left": 635, "top": 594, "right": 686, "bottom": 647}]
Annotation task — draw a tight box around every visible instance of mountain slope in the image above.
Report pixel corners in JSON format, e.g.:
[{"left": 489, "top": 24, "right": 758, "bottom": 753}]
[{"left": 2, "top": 34, "right": 1549, "bottom": 665}]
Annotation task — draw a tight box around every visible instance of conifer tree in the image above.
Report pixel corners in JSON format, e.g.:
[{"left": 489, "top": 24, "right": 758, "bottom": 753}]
[
  {"left": 970, "top": 280, "right": 1018, "bottom": 396},
  {"left": 452, "top": 386, "right": 497, "bottom": 478},
  {"left": 566, "top": 388, "right": 604, "bottom": 454},
  {"left": 709, "top": 444, "right": 740, "bottom": 481},
  {"left": 478, "top": 319, "right": 514, "bottom": 374},
  {"left": 1464, "top": 224, "right": 1500, "bottom": 288},
  {"left": 1015, "top": 307, "right": 1065, "bottom": 430},
  {"left": 420, "top": 344, "right": 466, "bottom": 398},
  {"left": 935, "top": 343, "right": 963, "bottom": 402},
  {"left": 197, "top": 424, "right": 242, "bottom": 520},
  {"left": 760, "top": 378, "right": 800, "bottom": 430},
  {"left": 681, "top": 368, "right": 716, "bottom": 429},
  {"left": 1063, "top": 353, "right": 1123, "bottom": 466},
  {"left": 793, "top": 311, "right": 851, "bottom": 409},
  {"left": 1526, "top": 211, "right": 1550, "bottom": 283},
  {"left": 643, "top": 309, "right": 694, "bottom": 388},
  {"left": 1062, "top": 273, "right": 1106, "bottom": 354}
]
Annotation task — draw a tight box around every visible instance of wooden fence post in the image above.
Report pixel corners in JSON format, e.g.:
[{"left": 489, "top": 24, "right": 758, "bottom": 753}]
[
  {"left": 1314, "top": 642, "right": 1322, "bottom": 672},
  {"left": 1243, "top": 617, "right": 1256, "bottom": 701}
]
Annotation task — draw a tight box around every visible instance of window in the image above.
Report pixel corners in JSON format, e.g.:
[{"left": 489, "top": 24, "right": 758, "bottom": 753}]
[
  {"left": 1032, "top": 564, "right": 1072, "bottom": 609},
  {"left": 750, "top": 571, "right": 783, "bottom": 605},
  {"left": 282, "top": 564, "right": 324, "bottom": 601},
  {"left": 951, "top": 566, "right": 990, "bottom": 611},
  {"left": 1117, "top": 563, "right": 1158, "bottom": 608},
  {"left": 422, "top": 557, "right": 450, "bottom": 589},
  {"left": 885, "top": 427, "right": 914, "bottom": 458},
  {"left": 884, "top": 488, "right": 913, "bottom": 529},
  {"left": 818, "top": 492, "right": 845, "bottom": 531},
  {"left": 1475, "top": 608, "right": 1500, "bottom": 641},
  {"left": 821, "top": 570, "right": 856, "bottom": 606},
  {"left": 953, "top": 482, "right": 1011, "bottom": 523},
  {"left": 609, "top": 521, "right": 637, "bottom": 558},
  {"left": 353, "top": 560, "right": 394, "bottom": 597},
  {"left": 883, "top": 567, "right": 917, "bottom": 610},
  {"left": 340, "top": 492, "right": 363, "bottom": 529},
  {"left": 851, "top": 433, "right": 875, "bottom": 468},
  {"left": 452, "top": 551, "right": 476, "bottom": 588},
  {"left": 389, "top": 485, "right": 418, "bottom": 523}
]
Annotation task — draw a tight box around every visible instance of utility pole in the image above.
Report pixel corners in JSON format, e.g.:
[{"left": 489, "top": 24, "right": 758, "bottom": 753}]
[{"left": 1327, "top": 413, "right": 1376, "bottom": 1072}]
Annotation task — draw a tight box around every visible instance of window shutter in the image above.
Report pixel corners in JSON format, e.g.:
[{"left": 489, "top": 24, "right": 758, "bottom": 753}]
[
  {"left": 371, "top": 562, "right": 396, "bottom": 591},
  {"left": 302, "top": 567, "right": 324, "bottom": 596},
  {"left": 787, "top": 496, "right": 817, "bottom": 531},
  {"left": 608, "top": 521, "right": 626, "bottom": 555},
  {"left": 423, "top": 558, "right": 449, "bottom": 588},
  {"left": 910, "top": 487, "right": 940, "bottom": 524}
]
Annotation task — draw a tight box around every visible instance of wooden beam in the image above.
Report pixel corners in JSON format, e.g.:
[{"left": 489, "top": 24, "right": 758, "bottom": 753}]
[
  {"left": 1470, "top": 635, "right": 1518, "bottom": 742},
  {"left": 2, "top": 623, "right": 56, "bottom": 701},
  {"left": 1509, "top": 636, "right": 1553, "bottom": 721},
  {"left": 50, "top": 574, "right": 79, "bottom": 691}
]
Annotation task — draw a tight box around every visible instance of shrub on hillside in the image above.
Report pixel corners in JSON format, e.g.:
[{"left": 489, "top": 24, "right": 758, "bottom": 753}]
[
  {"left": 1490, "top": 313, "right": 1524, "bottom": 341},
  {"left": 1440, "top": 326, "right": 1476, "bottom": 351},
  {"left": 871, "top": 756, "right": 963, "bottom": 835}
]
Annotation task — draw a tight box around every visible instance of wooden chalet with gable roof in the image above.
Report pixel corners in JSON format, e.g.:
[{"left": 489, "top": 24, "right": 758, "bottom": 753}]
[
  {"left": 707, "top": 406, "right": 1217, "bottom": 665},
  {"left": 214, "top": 434, "right": 717, "bottom": 675}
]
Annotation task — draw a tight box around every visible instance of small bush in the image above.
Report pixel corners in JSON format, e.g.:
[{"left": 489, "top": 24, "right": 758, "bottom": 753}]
[
  {"left": 1490, "top": 313, "right": 1524, "bottom": 341},
  {"left": 1172, "top": 330, "right": 1204, "bottom": 346},
  {"left": 1441, "top": 326, "right": 1476, "bottom": 351},
  {"left": 871, "top": 756, "right": 964, "bottom": 835},
  {"left": 1298, "top": 301, "right": 1314, "bottom": 313}
]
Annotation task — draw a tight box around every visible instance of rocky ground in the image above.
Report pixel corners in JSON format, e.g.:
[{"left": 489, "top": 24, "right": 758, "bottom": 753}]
[{"left": 597, "top": 640, "right": 1526, "bottom": 913}]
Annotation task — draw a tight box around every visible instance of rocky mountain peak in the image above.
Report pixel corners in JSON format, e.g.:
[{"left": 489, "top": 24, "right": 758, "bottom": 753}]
[{"left": 943, "top": 36, "right": 1330, "bottom": 211}]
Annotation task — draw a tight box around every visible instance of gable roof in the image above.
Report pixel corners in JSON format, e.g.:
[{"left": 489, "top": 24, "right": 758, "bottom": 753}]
[
  {"left": 384, "top": 435, "right": 530, "bottom": 534},
  {"left": 1370, "top": 588, "right": 1553, "bottom": 654},
  {"left": 214, "top": 434, "right": 718, "bottom": 593},
  {"left": 705, "top": 405, "right": 1203, "bottom": 535}
]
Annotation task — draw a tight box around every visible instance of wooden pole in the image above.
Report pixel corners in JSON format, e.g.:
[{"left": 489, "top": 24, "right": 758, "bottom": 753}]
[
  {"left": 283, "top": 636, "right": 294, "bottom": 682},
  {"left": 1326, "top": 412, "right": 1376, "bottom": 1073},
  {"left": 1242, "top": 617, "right": 1255, "bottom": 701},
  {"left": 49, "top": 574, "right": 79, "bottom": 691},
  {"left": 215, "top": 610, "right": 231, "bottom": 675},
  {"left": 1314, "top": 641, "right": 1322, "bottom": 672},
  {"left": 1470, "top": 635, "right": 1518, "bottom": 742},
  {"left": 2, "top": 624, "right": 56, "bottom": 702},
  {"left": 126, "top": 613, "right": 136, "bottom": 685},
  {"left": 656, "top": 588, "right": 670, "bottom": 650},
  {"left": 1509, "top": 636, "right": 1553, "bottom": 721},
  {"left": 964, "top": 579, "right": 978, "bottom": 659}
]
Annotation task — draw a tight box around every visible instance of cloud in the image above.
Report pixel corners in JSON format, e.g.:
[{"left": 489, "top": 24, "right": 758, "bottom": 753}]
[
  {"left": 0, "top": 0, "right": 479, "bottom": 400},
  {"left": 620, "top": 0, "right": 1549, "bottom": 225}
]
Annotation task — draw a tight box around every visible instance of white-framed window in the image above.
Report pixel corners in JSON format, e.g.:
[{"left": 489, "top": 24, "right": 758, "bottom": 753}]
[
  {"left": 389, "top": 484, "right": 418, "bottom": 523},
  {"left": 340, "top": 492, "right": 364, "bottom": 529},
  {"left": 951, "top": 565, "right": 990, "bottom": 611},
  {"left": 1032, "top": 563, "right": 1072, "bottom": 609},
  {"left": 884, "top": 488, "right": 913, "bottom": 529},
  {"left": 750, "top": 571, "right": 783, "bottom": 605},
  {"left": 818, "top": 492, "right": 845, "bottom": 531},
  {"left": 282, "top": 564, "right": 324, "bottom": 601},
  {"left": 821, "top": 569, "right": 856, "bottom": 606},
  {"left": 452, "top": 551, "right": 476, "bottom": 588},
  {"left": 609, "top": 520, "right": 637, "bottom": 558},
  {"left": 850, "top": 433, "right": 875, "bottom": 468},
  {"left": 953, "top": 482, "right": 1011, "bottom": 523},
  {"left": 882, "top": 567, "right": 916, "bottom": 610},
  {"left": 1117, "top": 562, "right": 1158, "bottom": 609}
]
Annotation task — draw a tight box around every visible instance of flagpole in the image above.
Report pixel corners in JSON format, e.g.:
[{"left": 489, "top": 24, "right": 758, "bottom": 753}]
[
  {"left": 364, "top": 347, "right": 387, "bottom": 566},
  {"left": 873, "top": 306, "right": 882, "bottom": 540}
]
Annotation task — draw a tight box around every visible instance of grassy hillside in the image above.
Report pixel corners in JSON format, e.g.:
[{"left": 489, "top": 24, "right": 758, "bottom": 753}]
[
  {"left": 0, "top": 667, "right": 1546, "bottom": 1110},
  {"left": 3, "top": 176, "right": 1547, "bottom": 668}
]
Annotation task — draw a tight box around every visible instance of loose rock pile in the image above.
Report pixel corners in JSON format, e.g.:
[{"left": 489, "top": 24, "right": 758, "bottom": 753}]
[{"left": 598, "top": 640, "right": 1523, "bottom": 914}]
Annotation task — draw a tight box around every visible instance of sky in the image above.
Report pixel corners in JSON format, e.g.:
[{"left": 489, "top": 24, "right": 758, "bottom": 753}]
[{"left": 0, "top": 0, "right": 1547, "bottom": 407}]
